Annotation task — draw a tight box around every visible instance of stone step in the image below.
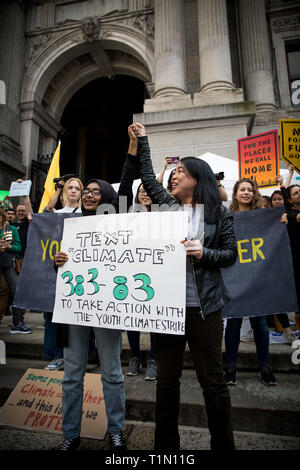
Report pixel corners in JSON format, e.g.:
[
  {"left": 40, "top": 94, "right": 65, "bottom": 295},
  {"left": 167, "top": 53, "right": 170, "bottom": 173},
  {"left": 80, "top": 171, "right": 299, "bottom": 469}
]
[
  {"left": 0, "top": 357, "right": 299, "bottom": 438},
  {"left": 1, "top": 420, "right": 300, "bottom": 451},
  {"left": 1, "top": 312, "right": 299, "bottom": 372}
]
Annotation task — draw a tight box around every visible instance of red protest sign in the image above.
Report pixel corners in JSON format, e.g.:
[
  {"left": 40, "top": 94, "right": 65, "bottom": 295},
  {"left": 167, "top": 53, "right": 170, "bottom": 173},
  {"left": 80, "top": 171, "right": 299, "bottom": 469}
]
[{"left": 237, "top": 130, "right": 279, "bottom": 188}]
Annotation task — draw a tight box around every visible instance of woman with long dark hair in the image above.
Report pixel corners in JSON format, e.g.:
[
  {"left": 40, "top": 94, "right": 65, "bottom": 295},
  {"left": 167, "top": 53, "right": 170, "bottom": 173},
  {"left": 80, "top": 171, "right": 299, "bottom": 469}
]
[
  {"left": 132, "top": 122, "right": 237, "bottom": 451},
  {"left": 224, "top": 178, "right": 276, "bottom": 386},
  {"left": 284, "top": 184, "right": 300, "bottom": 335},
  {"left": 269, "top": 189, "right": 297, "bottom": 342}
]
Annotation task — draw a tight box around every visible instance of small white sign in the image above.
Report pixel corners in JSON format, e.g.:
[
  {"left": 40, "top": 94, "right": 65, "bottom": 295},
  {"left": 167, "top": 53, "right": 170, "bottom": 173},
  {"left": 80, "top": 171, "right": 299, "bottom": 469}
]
[
  {"left": 53, "top": 212, "right": 188, "bottom": 335},
  {"left": 9, "top": 180, "right": 32, "bottom": 197}
]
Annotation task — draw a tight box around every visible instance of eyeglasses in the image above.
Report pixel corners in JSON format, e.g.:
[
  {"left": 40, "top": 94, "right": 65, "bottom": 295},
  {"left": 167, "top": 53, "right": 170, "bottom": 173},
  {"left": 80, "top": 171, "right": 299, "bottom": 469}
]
[{"left": 81, "top": 189, "right": 102, "bottom": 197}]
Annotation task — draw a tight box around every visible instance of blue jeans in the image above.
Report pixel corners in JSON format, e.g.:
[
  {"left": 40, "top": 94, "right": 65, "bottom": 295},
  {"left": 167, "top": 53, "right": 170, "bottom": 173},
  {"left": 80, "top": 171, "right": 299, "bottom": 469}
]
[
  {"left": 127, "top": 331, "right": 155, "bottom": 360},
  {"left": 225, "top": 315, "right": 269, "bottom": 366},
  {"left": 43, "top": 312, "right": 63, "bottom": 360},
  {"left": 62, "top": 325, "right": 125, "bottom": 439}
]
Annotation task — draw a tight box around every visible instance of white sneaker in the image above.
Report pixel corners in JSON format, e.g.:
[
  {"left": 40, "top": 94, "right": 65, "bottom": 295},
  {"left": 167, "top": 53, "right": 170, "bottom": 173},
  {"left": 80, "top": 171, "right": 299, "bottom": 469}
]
[
  {"left": 283, "top": 331, "right": 297, "bottom": 344},
  {"left": 44, "top": 358, "right": 64, "bottom": 371},
  {"left": 240, "top": 330, "right": 254, "bottom": 342}
]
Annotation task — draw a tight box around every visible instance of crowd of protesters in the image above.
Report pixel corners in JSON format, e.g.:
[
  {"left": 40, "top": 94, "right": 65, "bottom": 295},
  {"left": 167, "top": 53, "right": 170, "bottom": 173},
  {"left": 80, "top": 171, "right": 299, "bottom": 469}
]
[{"left": 0, "top": 123, "right": 299, "bottom": 452}]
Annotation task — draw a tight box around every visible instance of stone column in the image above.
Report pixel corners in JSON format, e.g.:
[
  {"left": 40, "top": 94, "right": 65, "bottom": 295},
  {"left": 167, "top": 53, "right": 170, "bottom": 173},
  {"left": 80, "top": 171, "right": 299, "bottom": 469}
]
[
  {"left": 0, "top": 1, "right": 25, "bottom": 115},
  {"left": 20, "top": 102, "right": 61, "bottom": 172},
  {"left": 238, "top": 0, "right": 276, "bottom": 111},
  {"left": 42, "top": 136, "right": 57, "bottom": 156},
  {"left": 144, "top": 0, "right": 192, "bottom": 111},
  {"left": 0, "top": 81, "right": 6, "bottom": 105},
  {"left": 194, "top": 0, "right": 243, "bottom": 106},
  {"left": 0, "top": 0, "right": 26, "bottom": 168},
  {"left": 20, "top": 119, "right": 40, "bottom": 173}
]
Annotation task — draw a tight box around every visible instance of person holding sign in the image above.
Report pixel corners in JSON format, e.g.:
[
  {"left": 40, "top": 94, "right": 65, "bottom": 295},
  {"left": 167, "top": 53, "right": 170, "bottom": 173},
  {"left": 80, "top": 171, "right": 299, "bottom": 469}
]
[
  {"left": 44, "top": 177, "right": 83, "bottom": 372},
  {"left": 0, "top": 207, "right": 31, "bottom": 334},
  {"left": 284, "top": 184, "right": 300, "bottom": 335},
  {"left": 224, "top": 179, "right": 277, "bottom": 387},
  {"left": 54, "top": 179, "right": 126, "bottom": 452},
  {"left": 269, "top": 188, "right": 298, "bottom": 343},
  {"left": 133, "top": 123, "right": 237, "bottom": 451}
]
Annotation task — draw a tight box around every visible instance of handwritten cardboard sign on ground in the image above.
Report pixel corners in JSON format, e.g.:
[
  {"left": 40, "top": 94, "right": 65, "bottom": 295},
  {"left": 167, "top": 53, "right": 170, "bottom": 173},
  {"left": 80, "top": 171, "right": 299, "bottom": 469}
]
[{"left": 0, "top": 369, "right": 107, "bottom": 439}]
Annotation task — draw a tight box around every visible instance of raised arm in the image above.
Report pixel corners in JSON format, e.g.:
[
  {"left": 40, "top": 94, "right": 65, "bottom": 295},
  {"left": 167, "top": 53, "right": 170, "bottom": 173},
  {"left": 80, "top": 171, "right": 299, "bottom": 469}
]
[
  {"left": 285, "top": 164, "right": 295, "bottom": 187},
  {"left": 16, "top": 179, "right": 34, "bottom": 215},
  {"left": 157, "top": 157, "right": 172, "bottom": 185},
  {"left": 118, "top": 125, "right": 139, "bottom": 210},
  {"left": 217, "top": 181, "right": 228, "bottom": 202},
  {"left": 275, "top": 164, "right": 296, "bottom": 189},
  {"left": 45, "top": 179, "right": 65, "bottom": 212},
  {"left": 135, "top": 123, "right": 177, "bottom": 208}
]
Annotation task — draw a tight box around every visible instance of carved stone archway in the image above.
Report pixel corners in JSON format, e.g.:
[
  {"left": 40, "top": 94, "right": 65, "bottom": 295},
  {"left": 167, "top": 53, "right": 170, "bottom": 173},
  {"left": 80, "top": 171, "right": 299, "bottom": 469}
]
[{"left": 20, "top": 14, "right": 154, "bottom": 171}]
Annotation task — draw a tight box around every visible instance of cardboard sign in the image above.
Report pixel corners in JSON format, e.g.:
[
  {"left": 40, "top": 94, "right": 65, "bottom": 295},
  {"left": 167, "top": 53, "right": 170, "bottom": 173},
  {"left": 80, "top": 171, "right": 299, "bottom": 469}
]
[
  {"left": 9, "top": 180, "right": 32, "bottom": 197},
  {"left": 280, "top": 119, "right": 300, "bottom": 173},
  {"left": 53, "top": 212, "right": 188, "bottom": 335},
  {"left": 237, "top": 130, "right": 279, "bottom": 188},
  {"left": 0, "top": 369, "right": 107, "bottom": 439}
]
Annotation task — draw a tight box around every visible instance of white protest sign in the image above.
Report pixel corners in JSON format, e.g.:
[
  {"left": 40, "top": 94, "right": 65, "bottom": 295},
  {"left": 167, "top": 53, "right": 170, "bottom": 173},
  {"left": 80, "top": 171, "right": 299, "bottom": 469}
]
[
  {"left": 9, "top": 180, "right": 32, "bottom": 197},
  {"left": 53, "top": 212, "right": 189, "bottom": 335}
]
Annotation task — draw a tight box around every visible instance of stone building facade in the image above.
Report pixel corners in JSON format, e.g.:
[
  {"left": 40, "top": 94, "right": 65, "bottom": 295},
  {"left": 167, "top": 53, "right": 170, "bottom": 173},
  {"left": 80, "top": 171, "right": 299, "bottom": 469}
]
[{"left": 0, "top": 0, "right": 299, "bottom": 192}]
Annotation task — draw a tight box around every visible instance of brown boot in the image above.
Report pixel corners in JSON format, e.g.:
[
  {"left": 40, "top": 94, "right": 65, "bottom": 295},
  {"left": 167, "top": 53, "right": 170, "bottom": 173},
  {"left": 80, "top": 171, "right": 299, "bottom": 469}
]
[{"left": 274, "top": 315, "right": 283, "bottom": 333}]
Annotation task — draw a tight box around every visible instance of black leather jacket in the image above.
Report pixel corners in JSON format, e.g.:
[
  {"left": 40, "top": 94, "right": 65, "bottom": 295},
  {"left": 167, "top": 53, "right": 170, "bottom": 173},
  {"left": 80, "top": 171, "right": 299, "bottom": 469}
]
[{"left": 138, "top": 136, "right": 237, "bottom": 318}]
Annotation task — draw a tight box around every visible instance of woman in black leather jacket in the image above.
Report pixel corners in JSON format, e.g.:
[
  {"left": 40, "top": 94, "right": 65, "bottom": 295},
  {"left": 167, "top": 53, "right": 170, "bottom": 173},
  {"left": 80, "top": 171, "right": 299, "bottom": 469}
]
[{"left": 132, "top": 123, "right": 237, "bottom": 451}]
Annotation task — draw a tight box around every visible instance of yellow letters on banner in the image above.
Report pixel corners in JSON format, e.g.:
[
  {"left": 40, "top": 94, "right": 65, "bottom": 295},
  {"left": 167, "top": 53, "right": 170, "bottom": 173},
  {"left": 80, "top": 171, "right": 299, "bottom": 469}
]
[
  {"left": 41, "top": 239, "right": 62, "bottom": 261},
  {"left": 237, "top": 238, "right": 265, "bottom": 264}
]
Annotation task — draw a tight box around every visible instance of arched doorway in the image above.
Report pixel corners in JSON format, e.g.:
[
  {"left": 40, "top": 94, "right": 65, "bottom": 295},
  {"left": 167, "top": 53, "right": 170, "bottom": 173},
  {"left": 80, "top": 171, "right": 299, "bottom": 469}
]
[{"left": 60, "top": 74, "right": 148, "bottom": 184}]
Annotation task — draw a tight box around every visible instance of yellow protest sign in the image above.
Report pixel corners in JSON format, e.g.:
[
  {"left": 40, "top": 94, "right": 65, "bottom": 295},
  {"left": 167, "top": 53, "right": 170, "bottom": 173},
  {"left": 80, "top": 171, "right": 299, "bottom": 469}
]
[
  {"left": 280, "top": 119, "right": 300, "bottom": 173},
  {"left": 0, "top": 369, "right": 107, "bottom": 439}
]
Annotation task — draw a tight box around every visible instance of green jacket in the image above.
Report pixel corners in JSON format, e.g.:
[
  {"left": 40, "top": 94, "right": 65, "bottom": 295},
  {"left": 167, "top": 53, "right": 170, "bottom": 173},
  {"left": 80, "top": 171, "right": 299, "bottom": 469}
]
[{"left": 0, "top": 223, "right": 21, "bottom": 267}]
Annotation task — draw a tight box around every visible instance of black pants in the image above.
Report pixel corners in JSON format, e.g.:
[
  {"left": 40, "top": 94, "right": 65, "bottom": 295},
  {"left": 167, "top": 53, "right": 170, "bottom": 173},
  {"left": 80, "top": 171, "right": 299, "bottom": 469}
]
[{"left": 154, "top": 308, "right": 234, "bottom": 451}]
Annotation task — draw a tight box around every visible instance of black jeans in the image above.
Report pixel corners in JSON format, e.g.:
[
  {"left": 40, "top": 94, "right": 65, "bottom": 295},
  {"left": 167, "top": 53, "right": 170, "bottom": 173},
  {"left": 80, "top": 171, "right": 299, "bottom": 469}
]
[{"left": 154, "top": 308, "right": 234, "bottom": 451}]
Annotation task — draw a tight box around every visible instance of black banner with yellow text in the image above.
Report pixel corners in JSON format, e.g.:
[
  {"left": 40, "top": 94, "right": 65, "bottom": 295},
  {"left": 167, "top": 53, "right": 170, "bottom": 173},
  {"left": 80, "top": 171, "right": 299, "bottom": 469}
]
[
  {"left": 221, "top": 207, "right": 298, "bottom": 318},
  {"left": 13, "top": 213, "right": 80, "bottom": 312}
]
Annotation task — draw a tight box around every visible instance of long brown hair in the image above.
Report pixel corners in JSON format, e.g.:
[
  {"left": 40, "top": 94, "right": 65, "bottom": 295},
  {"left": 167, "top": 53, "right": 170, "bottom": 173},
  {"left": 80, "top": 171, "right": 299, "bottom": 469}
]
[
  {"left": 230, "top": 178, "right": 262, "bottom": 213},
  {"left": 285, "top": 184, "right": 300, "bottom": 209}
]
